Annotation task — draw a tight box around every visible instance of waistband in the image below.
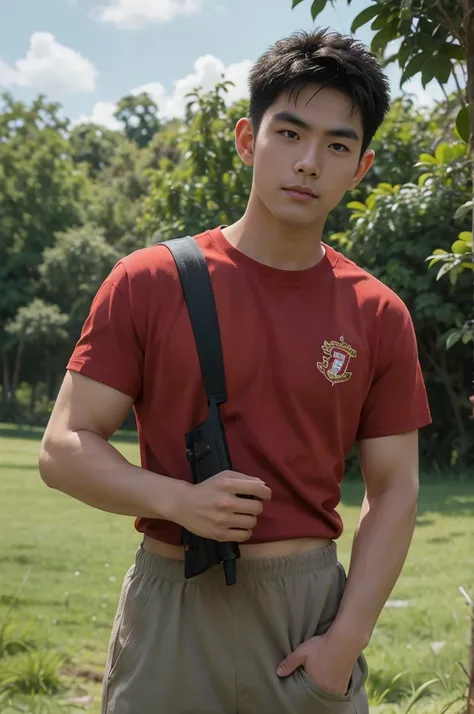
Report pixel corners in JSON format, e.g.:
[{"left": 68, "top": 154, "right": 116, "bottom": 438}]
[{"left": 134, "top": 541, "right": 338, "bottom": 584}]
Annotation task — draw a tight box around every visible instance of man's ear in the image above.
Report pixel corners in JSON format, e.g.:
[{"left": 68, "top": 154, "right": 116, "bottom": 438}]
[
  {"left": 348, "top": 150, "right": 375, "bottom": 190},
  {"left": 235, "top": 118, "right": 255, "bottom": 167}
]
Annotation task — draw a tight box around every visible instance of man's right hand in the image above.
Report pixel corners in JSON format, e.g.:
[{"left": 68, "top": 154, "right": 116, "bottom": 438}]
[{"left": 172, "top": 471, "right": 272, "bottom": 542}]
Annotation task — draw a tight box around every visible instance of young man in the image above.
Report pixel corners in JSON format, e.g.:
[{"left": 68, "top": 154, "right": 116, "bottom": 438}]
[{"left": 39, "top": 29, "right": 431, "bottom": 714}]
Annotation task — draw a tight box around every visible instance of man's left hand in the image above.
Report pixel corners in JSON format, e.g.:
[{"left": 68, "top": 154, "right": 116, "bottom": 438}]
[{"left": 276, "top": 633, "right": 355, "bottom": 696}]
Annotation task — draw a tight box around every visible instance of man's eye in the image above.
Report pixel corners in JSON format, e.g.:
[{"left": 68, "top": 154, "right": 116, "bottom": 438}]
[
  {"left": 280, "top": 130, "right": 299, "bottom": 140},
  {"left": 331, "top": 143, "right": 349, "bottom": 153}
]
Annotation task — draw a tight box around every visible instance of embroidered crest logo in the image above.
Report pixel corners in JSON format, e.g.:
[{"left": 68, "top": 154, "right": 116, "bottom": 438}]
[{"left": 317, "top": 336, "right": 358, "bottom": 385}]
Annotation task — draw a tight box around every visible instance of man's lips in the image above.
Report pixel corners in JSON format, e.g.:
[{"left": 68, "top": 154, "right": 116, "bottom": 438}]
[{"left": 282, "top": 186, "right": 318, "bottom": 200}]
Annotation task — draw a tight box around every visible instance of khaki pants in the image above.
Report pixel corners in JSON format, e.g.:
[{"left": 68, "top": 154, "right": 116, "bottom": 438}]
[{"left": 102, "top": 542, "right": 368, "bottom": 714}]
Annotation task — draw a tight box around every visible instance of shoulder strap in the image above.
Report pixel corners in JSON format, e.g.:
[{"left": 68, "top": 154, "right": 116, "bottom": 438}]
[{"left": 161, "top": 236, "right": 228, "bottom": 405}]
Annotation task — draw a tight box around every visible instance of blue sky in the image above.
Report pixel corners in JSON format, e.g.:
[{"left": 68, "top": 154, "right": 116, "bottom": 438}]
[{"left": 0, "top": 0, "right": 455, "bottom": 129}]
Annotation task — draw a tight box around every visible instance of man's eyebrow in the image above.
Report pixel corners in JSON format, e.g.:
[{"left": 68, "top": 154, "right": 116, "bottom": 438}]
[
  {"left": 271, "top": 111, "right": 360, "bottom": 142},
  {"left": 272, "top": 111, "right": 311, "bottom": 130},
  {"left": 328, "top": 127, "right": 360, "bottom": 142}
]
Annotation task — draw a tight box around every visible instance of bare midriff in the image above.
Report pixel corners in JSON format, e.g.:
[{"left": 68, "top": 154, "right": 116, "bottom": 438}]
[{"left": 142, "top": 534, "right": 332, "bottom": 561}]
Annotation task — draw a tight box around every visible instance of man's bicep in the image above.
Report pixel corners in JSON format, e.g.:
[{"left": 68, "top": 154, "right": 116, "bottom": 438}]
[
  {"left": 358, "top": 431, "right": 419, "bottom": 497},
  {"left": 357, "top": 298, "right": 431, "bottom": 441},
  {"left": 45, "top": 370, "right": 134, "bottom": 442}
]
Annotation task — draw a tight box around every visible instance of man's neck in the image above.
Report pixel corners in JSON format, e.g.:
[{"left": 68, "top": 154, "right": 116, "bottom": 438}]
[{"left": 222, "top": 193, "right": 326, "bottom": 271}]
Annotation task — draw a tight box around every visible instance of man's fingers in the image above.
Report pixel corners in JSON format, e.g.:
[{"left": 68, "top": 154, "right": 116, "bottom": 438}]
[
  {"left": 233, "top": 498, "right": 263, "bottom": 516},
  {"left": 227, "top": 528, "right": 252, "bottom": 543},
  {"left": 230, "top": 478, "right": 272, "bottom": 501},
  {"left": 223, "top": 471, "right": 263, "bottom": 481},
  {"left": 228, "top": 514, "right": 257, "bottom": 530},
  {"left": 276, "top": 645, "right": 306, "bottom": 677}
]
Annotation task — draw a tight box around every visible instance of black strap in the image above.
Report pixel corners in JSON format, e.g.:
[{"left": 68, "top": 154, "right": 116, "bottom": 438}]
[{"left": 161, "top": 236, "right": 228, "bottom": 405}]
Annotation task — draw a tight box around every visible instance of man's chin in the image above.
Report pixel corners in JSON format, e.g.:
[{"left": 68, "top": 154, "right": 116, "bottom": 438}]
[{"left": 272, "top": 210, "right": 323, "bottom": 229}]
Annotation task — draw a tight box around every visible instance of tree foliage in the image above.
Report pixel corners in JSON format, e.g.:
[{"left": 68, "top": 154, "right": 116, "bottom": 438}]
[
  {"left": 0, "top": 93, "right": 90, "bottom": 416},
  {"left": 138, "top": 80, "right": 252, "bottom": 242},
  {"left": 333, "top": 138, "right": 472, "bottom": 463},
  {"left": 39, "top": 224, "right": 120, "bottom": 338},
  {"left": 114, "top": 92, "right": 161, "bottom": 148},
  {"left": 293, "top": 0, "right": 467, "bottom": 110},
  {"left": 69, "top": 123, "right": 122, "bottom": 177}
]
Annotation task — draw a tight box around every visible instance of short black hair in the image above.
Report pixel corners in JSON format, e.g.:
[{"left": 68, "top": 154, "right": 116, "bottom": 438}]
[{"left": 248, "top": 28, "right": 391, "bottom": 155}]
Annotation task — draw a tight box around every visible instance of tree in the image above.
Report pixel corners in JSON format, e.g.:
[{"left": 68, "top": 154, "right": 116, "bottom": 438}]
[
  {"left": 39, "top": 224, "right": 120, "bottom": 340},
  {"left": 0, "top": 91, "right": 178, "bottom": 419},
  {"left": 86, "top": 137, "right": 152, "bottom": 252},
  {"left": 0, "top": 93, "right": 90, "bottom": 411},
  {"left": 69, "top": 122, "right": 122, "bottom": 177},
  {"left": 142, "top": 118, "right": 183, "bottom": 168},
  {"left": 138, "top": 80, "right": 252, "bottom": 242},
  {"left": 364, "top": 96, "right": 448, "bottom": 186},
  {"left": 4, "top": 299, "right": 69, "bottom": 410},
  {"left": 114, "top": 92, "right": 161, "bottom": 148}
]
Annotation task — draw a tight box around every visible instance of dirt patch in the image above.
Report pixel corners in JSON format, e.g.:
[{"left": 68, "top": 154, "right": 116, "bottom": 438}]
[{"left": 62, "top": 665, "right": 104, "bottom": 683}]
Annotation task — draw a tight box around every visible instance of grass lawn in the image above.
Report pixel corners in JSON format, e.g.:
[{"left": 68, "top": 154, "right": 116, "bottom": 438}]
[{"left": 0, "top": 423, "right": 473, "bottom": 714}]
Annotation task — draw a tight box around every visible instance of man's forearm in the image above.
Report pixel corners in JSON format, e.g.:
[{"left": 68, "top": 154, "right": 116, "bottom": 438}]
[
  {"left": 327, "top": 484, "right": 418, "bottom": 657},
  {"left": 39, "top": 428, "right": 184, "bottom": 520}
]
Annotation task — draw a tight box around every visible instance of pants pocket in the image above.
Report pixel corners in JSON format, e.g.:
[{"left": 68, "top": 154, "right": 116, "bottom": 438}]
[
  {"left": 101, "top": 566, "right": 156, "bottom": 714},
  {"left": 101, "top": 566, "right": 134, "bottom": 714},
  {"left": 107, "top": 573, "right": 156, "bottom": 682},
  {"left": 297, "top": 652, "right": 368, "bottom": 713}
]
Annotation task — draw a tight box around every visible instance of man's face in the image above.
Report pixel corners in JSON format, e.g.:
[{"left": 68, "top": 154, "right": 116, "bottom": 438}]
[{"left": 237, "top": 84, "right": 373, "bottom": 229}]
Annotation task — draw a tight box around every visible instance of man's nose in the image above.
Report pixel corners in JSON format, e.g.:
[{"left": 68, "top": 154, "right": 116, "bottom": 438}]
[{"left": 294, "top": 148, "right": 321, "bottom": 178}]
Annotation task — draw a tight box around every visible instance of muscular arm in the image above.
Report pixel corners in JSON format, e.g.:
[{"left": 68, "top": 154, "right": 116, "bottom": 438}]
[
  {"left": 39, "top": 370, "right": 184, "bottom": 520},
  {"left": 326, "top": 430, "right": 419, "bottom": 657},
  {"left": 39, "top": 370, "right": 270, "bottom": 543},
  {"left": 276, "top": 430, "right": 419, "bottom": 688}
]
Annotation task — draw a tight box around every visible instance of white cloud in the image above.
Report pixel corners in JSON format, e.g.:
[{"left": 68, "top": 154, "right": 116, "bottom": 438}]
[
  {"left": 71, "top": 100, "right": 122, "bottom": 130},
  {"left": 92, "top": 0, "right": 203, "bottom": 29},
  {"left": 136, "top": 55, "right": 251, "bottom": 119},
  {"left": 0, "top": 60, "right": 18, "bottom": 86},
  {"left": 74, "top": 54, "right": 251, "bottom": 130},
  {"left": 0, "top": 32, "right": 97, "bottom": 96}
]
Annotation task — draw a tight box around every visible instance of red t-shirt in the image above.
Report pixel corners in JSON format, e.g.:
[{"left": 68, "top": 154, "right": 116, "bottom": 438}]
[{"left": 67, "top": 227, "right": 431, "bottom": 544}]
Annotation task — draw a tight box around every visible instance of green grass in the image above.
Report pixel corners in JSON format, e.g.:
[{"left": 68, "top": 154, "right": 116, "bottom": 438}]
[{"left": 0, "top": 425, "right": 473, "bottom": 714}]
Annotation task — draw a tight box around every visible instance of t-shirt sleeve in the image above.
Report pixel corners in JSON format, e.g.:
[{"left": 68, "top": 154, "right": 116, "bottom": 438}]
[
  {"left": 357, "top": 300, "right": 432, "bottom": 440},
  {"left": 66, "top": 261, "right": 144, "bottom": 400}
]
